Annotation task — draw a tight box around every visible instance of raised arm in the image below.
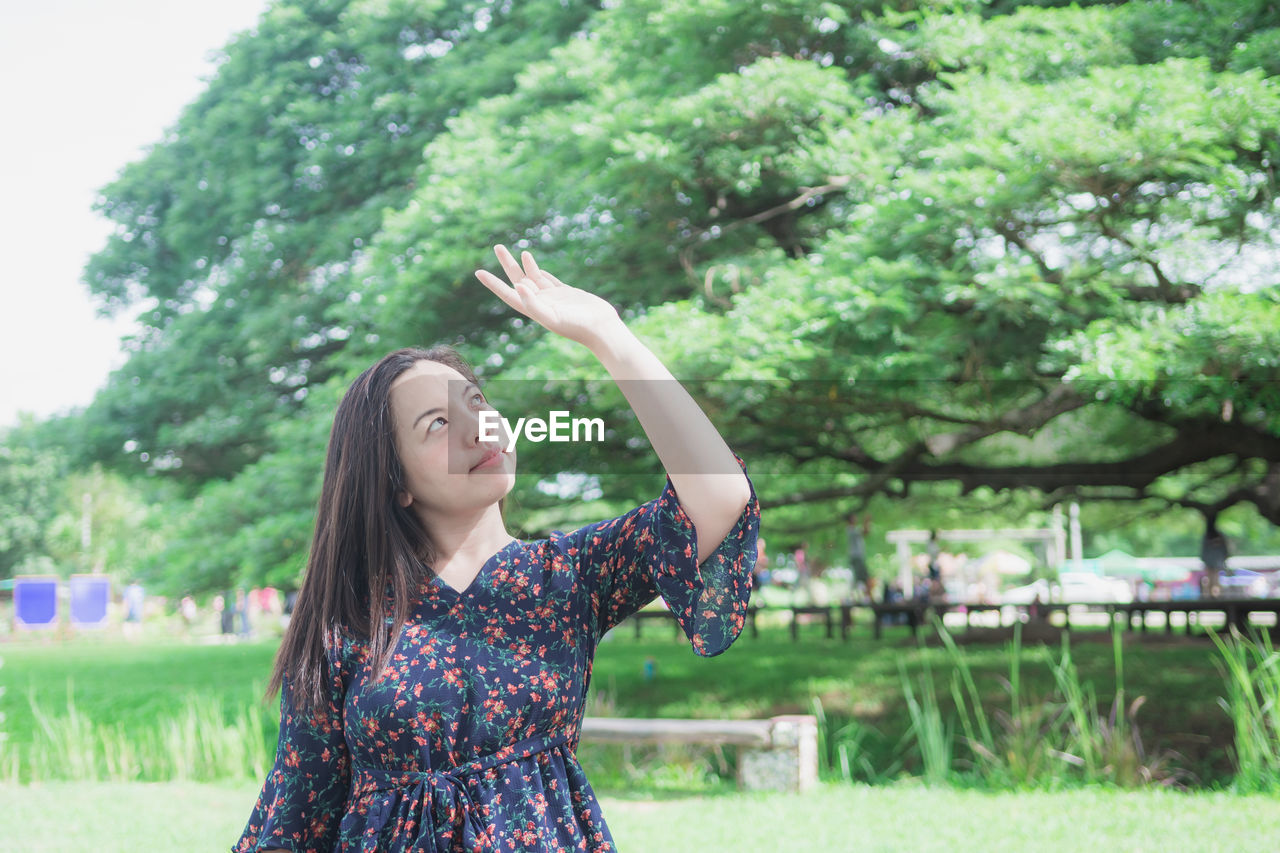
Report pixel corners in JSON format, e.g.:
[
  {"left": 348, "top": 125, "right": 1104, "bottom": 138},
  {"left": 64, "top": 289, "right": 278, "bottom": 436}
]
[{"left": 475, "top": 246, "right": 751, "bottom": 563}]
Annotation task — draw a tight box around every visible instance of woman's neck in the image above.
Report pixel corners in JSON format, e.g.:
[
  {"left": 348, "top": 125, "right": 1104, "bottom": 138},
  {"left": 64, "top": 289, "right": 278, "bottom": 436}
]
[{"left": 421, "top": 504, "right": 513, "bottom": 571}]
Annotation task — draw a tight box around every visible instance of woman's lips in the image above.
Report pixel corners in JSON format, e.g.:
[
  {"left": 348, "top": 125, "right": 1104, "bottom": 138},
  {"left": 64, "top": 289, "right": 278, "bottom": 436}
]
[{"left": 470, "top": 449, "right": 503, "bottom": 471}]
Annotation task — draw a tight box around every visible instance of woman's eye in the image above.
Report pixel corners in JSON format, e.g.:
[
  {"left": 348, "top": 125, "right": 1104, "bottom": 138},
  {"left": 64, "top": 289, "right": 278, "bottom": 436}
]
[
  {"left": 427, "top": 416, "right": 447, "bottom": 433},
  {"left": 470, "top": 392, "right": 486, "bottom": 406}
]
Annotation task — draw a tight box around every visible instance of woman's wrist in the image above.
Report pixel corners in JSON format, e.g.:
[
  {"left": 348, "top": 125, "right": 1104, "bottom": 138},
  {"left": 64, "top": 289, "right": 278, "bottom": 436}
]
[{"left": 583, "top": 319, "right": 645, "bottom": 374}]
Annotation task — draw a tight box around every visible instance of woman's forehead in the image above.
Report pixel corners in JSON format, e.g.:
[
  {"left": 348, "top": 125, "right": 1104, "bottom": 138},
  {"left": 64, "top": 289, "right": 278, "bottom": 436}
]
[{"left": 389, "top": 361, "right": 470, "bottom": 409}]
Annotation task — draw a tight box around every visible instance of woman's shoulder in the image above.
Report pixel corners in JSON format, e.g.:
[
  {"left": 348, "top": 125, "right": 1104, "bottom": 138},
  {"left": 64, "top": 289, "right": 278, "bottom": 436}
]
[{"left": 534, "top": 529, "right": 585, "bottom": 564}]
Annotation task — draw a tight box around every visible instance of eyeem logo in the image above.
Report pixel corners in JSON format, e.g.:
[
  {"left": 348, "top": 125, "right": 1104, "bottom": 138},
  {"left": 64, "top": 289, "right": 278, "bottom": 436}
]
[{"left": 479, "top": 410, "right": 605, "bottom": 452}]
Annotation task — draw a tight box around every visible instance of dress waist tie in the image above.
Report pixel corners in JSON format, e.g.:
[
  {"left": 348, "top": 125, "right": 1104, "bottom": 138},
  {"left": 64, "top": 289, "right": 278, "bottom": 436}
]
[{"left": 351, "top": 728, "right": 574, "bottom": 853}]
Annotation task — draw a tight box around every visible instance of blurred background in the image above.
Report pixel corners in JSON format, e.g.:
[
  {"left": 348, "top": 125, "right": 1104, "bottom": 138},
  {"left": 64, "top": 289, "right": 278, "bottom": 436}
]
[{"left": 3, "top": 0, "right": 1280, "bottom": 849}]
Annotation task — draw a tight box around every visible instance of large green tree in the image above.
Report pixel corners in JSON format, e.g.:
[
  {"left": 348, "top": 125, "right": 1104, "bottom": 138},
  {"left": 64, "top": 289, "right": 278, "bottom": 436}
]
[
  {"left": 0, "top": 440, "right": 63, "bottom": 580},
  {"left": 25, "top": 0, "right": 1280, "bottom": 592},
  {"left": 77, "top": 0, "right": 595, "bottom": 483}
]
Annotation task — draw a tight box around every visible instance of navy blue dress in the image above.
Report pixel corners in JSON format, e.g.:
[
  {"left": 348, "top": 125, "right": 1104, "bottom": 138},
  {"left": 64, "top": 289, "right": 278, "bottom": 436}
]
[{"left": 233, "top": 465, "right": 760, "bottom": 852}]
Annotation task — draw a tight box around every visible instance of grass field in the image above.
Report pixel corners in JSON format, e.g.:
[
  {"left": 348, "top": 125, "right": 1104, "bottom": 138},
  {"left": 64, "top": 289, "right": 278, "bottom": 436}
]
[
  {"left": 0, "top": 616, "right": 1251, "bottom": 788},
  {"left": 3, "top": 614, "right": 1278, "bottom": 849},
  {"left": 3, "top": 780, "right": 1280, "bottom": 852}
]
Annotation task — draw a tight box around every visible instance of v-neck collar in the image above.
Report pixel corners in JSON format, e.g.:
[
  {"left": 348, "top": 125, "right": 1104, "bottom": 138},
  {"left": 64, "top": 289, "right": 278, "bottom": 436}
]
[{"left": 428, "top": 538, "right": 522, "bottom": 596}]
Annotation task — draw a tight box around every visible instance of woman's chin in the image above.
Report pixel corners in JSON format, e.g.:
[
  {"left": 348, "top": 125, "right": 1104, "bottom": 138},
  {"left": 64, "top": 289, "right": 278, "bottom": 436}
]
[{"left": 480, "top": 468, "right": 516, "bottom": 501}]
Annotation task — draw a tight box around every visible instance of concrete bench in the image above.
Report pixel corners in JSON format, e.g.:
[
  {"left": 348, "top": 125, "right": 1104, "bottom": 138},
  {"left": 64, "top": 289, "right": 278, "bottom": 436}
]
[{"left": 581, "top": 715, "right": 818, "bottom": 792}]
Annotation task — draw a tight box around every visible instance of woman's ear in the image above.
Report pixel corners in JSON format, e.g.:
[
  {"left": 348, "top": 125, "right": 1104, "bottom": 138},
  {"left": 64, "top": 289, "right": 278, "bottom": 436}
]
[{"left": 397, "top": 490, "right": 413, "bottom": 508}]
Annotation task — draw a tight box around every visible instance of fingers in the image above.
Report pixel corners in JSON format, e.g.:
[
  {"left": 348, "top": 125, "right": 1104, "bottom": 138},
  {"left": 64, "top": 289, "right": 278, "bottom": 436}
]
[
  {"left": 493, "top": 244, "right": 558, "bottom": 290},
  {"left": 474, "top": 269, "right": 524, "bottom": 312},
  {"left": 521, "top": 251, "right": 557, "bottom": 290},
  {"left": 476, "top": 267, "right": 556, "bottom": 327},
  {"left": 477, "top": 246, "right": 565, "bottom": 328},
  {"left": 511, "top": 279, "right": 555, "bottom": 327},
  {"left": 521, "top": 250, "right": 541, "bottom": 279},
  {"left": 493, "top": 244, "right": 525, "bottom": 284}
]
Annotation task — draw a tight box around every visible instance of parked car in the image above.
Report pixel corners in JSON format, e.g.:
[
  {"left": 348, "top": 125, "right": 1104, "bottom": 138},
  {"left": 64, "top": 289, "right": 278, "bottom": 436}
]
[
  {"left": 1000, "top": 578, "right": 1052, "bottom": 605},
  {"left": 1056, "top": 572, "right": 1133, "bottom": 604},
  {"left": 1001, "top": 573, "right": 1133, "bottom": 607},
  {"left": 1220, "top": 569, "right": 1268, "bottom": 598}
]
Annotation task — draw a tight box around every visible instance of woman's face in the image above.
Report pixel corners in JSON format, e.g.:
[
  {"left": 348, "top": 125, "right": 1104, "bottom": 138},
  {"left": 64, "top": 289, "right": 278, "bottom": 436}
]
[{"left": 388, "top": 360, "right": 515, "bottom": 520}]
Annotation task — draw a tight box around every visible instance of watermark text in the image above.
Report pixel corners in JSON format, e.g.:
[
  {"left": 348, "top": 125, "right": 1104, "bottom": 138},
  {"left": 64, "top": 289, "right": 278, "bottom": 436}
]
[{"left": 479, "top": 410, "right": 605, "bottom": 452}]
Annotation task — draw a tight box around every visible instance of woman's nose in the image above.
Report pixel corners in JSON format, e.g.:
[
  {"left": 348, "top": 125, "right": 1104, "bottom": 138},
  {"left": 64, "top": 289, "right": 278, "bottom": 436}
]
[{"left": 456, "top": 405, "right": 482, "bottom": 446}]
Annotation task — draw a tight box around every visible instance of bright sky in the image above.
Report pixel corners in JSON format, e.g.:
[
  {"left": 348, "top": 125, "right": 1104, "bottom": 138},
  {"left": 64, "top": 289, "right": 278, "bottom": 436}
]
[{"left": 0, "top": 0, "right": 271, "bottom": 430}]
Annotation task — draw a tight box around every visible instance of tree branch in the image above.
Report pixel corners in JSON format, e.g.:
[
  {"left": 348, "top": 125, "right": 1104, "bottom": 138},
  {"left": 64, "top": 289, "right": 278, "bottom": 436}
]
[
  {"left": 679, "top": 178, "right": 852, "bottom": 283},
  {"left": 1094, "top": 215, "right": 1200, "bottom": 303},
  {"left": 994, "top": 219, "right": 1062, "bottom": 284}
]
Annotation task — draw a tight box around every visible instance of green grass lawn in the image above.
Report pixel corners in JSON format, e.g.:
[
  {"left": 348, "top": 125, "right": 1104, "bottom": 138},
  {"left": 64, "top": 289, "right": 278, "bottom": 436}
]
[
  {"left": 3, "top": 780, "right": 1279, "bottom": 852},
  {"left": 1, "top": 618, "right": 1275, "bottom": 850},
  {"left": 586, "top": 616, "right": 1242, "bottom": 786},
  {"left": 0, "top": 617, "right": 1247, "bottom": 787}
]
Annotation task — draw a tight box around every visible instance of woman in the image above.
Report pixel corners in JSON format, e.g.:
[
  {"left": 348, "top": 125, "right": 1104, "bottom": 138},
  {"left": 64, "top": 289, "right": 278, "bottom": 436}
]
[{"left": 234, "top": 246, "right": 760, "bottom": 852}]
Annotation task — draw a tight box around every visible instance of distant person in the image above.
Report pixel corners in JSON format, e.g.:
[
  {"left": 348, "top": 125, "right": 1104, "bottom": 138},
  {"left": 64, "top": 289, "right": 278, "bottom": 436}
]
[
  {"left": 260, "top": 586, "right": 281, "bottom": 615},
  {"left": 794, "top": 543, "right": 809, "bottom": 587},
  {"left": 1201, "top": 515, "right": 1229, "bottom": 599},
  {"left": 883, "top": 580, "right": 906, "bottom": 625},
  {"left": 179, "top": 595, "right": 198, "bottom": 632},
  {"left": 846, "top": 513, "right": 871, "bottom": 600},
  {"left": 124, "top": 581, "right": 144, "bottom": 620},
  {"left": 218, "top": 590, "right": 235, "bottom": 639},
  {"left": 926, "top": 530, "right": 942, "bottom": 585},
  {"left": 281, "top": 588, "right": 299, "bottom": 630},
  {"left": 808, "top": 553, "right": 829, "bottom": 604},
  {"left": 235, "top": 587, "right": 251, "bottom": 639},
  {"left": 914, "top": 574, "right": 931, "bottom": 603},
  {"left": 123, "top": 581, "right": 144, "bottom": 640}
]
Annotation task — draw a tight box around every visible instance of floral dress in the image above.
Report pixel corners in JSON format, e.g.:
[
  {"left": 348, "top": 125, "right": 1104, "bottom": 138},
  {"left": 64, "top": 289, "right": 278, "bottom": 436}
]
[{"left": 233, "top": 465, "right": 760, "bottom": 852}]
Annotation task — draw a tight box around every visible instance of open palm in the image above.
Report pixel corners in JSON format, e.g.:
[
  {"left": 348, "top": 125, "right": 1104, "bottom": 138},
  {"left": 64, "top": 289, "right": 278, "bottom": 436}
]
[{"left": 474, "top": 245, "right": 621, "bottom": 348}]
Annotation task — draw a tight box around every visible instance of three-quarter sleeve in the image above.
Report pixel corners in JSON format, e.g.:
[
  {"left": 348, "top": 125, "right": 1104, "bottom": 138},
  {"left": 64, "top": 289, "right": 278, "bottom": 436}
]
[
  {"left": 232, "top": 629, "right": 352, "bottom": 852},
  {"left": 567, "top": 457, "right": 760, "bottom": 657}
]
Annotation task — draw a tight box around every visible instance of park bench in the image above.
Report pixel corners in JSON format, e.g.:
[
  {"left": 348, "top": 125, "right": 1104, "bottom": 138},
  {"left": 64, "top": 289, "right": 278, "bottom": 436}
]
[
  {"left": 580, "top": 714, "right": 818, "bottom": 793},
  {"left": 788, "top": 605, "right": 836, "bottom": 641},
  {"left": 863, "top": 598, "right": 1280, "bottom": 640},
  {"left": 867, "top": 601, "right": 947, "bottom": 639},
  {"left": 624, "top": 598, "right": 1280, "bottom": 643},
  {"left": 626, "top": 606, "right": 763, "bottom": 640},
  {"left": 1120, "top": 598, "right": 1280, "bottom": 638}
]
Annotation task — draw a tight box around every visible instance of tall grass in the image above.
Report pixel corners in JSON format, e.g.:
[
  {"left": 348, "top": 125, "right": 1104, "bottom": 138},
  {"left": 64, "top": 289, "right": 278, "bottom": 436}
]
[
  {"left": 8, "top": 625, "right": 1275, "bottom": 792},
  {"left": 1207, "top": 626, "right": 1280, "bottom": 792},
  {"left": 898, "top": 650, "right": 954, "bottom": 786},
  {"left": 1050, "top": 626, "right": 1182, "bottom": 788},
  {"left": 0, "top": 653, "right": 9, "bottom": 783},
  {"left": 908, "top": 617, "right": 1185, "bottom": 790},
  {"left": 943, "top": 623, "right": 1066, "bottom": 788},
  {"left": 15, "top": 681, "right": 270, "bottom": 783},
  {"left": 810, "top": 695, "right": 900, "bottom": 785}
]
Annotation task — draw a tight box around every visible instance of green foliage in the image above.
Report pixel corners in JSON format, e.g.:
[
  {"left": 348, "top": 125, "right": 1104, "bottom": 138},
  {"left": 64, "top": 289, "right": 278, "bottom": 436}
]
[
  {"left": 931, "top": 620, "right": 1188, "bottom": 789},
  {"left": 4, "top": 0, "right": 1277, "bottom": 592},
  {"left": 0, "top": 443, "right": 63, "bottom": 579},
  {"left": 1207, "top": 626, "right": 1280, "bottom": 792},
  {"left": 17, "top": 683, "right": 270, "bottom": 783},
  {"left": 899, "top": 652, "right": 956, "bottom": 786},
  {"left": 0, "top": 417, "right": 168, "bottom": 584},
  {"left": 75, "top": 0, "right": 596, "bottom": 484},
  {"left": 4, "top": 622, "right": 1265, "bottom": 793}
]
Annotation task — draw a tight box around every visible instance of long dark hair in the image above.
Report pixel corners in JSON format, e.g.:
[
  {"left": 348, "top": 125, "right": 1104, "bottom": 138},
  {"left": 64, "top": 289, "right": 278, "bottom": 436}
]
[{"left": 264, "top": 345, "right": 482, "bottom": 718}]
